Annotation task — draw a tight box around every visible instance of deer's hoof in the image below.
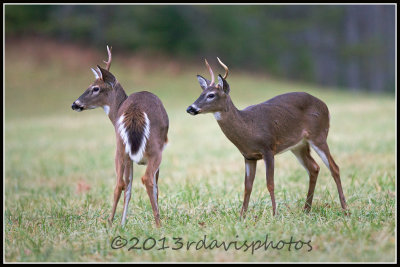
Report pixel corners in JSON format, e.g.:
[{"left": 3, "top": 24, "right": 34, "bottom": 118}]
[
  {"left": 303, "top": 206, "right": 312, "bottom": 213},
  {"left": 343, "top": 209, "right": 351, "bottom": 216}
]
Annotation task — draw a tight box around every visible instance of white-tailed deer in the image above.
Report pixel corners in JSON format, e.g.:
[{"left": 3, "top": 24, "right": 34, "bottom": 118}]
[
  {"left": 186, "top": 58, "right": 347, "bottom": 217},
  {"left": 72, "top": 46, "right": 169, "bottom": 227}
]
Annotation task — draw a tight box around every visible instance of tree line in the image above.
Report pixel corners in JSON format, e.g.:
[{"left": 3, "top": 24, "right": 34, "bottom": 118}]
[{"left": 5, "top": 5, "right": 395, "bottom": 93}]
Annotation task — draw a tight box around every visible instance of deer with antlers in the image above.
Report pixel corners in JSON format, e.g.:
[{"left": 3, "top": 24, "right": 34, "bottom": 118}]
[
  {"left": 71, "top": 46, "right": 169, "bottom": 227},
  {"left": 186, "top": 58, "right": 347, "bottom": 217}
]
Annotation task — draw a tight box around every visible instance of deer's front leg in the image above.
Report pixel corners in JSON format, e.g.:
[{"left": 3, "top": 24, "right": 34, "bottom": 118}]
[
  {"left": 240, "top": 158, "right": 257, "bottom": 219},
  {"left": 108, "top": 151, "right": 126, "bottom": 226},
  {"left": 263, "top": 151, "right": 276, "bottom": 216}
]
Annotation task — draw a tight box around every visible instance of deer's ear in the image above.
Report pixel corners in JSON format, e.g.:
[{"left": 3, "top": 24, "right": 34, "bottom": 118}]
[
  {"left": 197, "top": 75, "right": 210, "bottom": 90},
  {"left": 97, "top": 65, "right": 116, "bottom": 88},
  {"left": 91, "top": 68, "right": 102, "bottom": 80},
  {"left": 217, "top": 75, "right": 230, "bottom": 94}
]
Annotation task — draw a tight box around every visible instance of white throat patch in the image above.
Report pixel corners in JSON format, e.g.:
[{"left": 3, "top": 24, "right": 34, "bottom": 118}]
[
  {"left": 103, "top": 105, "right": 110, "bottom": 115},
  {"left": 214, "top": 112, "right": 221, "bottom": 121}
]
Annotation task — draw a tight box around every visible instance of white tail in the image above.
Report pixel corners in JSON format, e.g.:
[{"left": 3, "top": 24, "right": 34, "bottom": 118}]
[{"left": 72, "top": 46, "right": 169, "bottom": 227}]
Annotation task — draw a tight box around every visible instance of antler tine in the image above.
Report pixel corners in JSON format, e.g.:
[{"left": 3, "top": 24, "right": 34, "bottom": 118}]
[
  {"left": 204, "top": 58, "right": 215, "bottom": 86},
  {"left": 217, "top": 57, "right": 229, "bottom": 79},
  {"left": 103, "top": 45, "right": 112, "bottom": 71}
]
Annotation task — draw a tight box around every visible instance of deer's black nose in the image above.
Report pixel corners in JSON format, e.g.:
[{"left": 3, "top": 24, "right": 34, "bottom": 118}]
[
  {"left": 71, "top": 101, "right": 83, "bottom": 112},
  {"left": 186, "top": 106, "right": 198, "bottom": 115},
  {"left": 71, "top": 102, "right": 78, "bottom": 110}
]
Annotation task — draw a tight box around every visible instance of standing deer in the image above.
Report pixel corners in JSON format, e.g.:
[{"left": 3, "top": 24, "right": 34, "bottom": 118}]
[
  {"left": 186, "top": 58, "right": 347, "bottom": 217},
  {"left": 71, "top": 46, "right": 169, "bottom": 227}
]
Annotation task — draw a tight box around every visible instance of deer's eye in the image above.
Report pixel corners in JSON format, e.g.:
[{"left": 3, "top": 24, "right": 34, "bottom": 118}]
[
  {"left": 93, "top": 87, "right": 100, "bottom": 93},
  {"left": 207, "top": 93, "right": 215, "bottom": 99}
]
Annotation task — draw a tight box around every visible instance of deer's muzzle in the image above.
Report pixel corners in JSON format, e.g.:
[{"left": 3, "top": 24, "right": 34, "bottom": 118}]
[
  {"left": 186, "top": 105, "right": 200, "bottom": 115},
  {"left": 71, "top": 101, "right": 84, "bottom": 112}
]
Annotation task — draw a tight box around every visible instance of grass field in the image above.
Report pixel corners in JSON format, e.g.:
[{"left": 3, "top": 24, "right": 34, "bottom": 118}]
[{"left": 4, "top": 39, "right": 396, "bottom": 262}]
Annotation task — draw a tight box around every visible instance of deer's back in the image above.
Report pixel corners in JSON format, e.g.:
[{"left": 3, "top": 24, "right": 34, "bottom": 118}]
[
  {"left": 240, "top": 92, "right": 330, "bottom": 153},
  {"left": 120, "top": 91, "right": 169, "bottom": 128},
  {"left": 245, "top": 92, "right": 329, "bottom": 126}
]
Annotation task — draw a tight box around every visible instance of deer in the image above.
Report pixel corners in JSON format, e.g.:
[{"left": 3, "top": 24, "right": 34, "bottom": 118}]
[
  {"left": 71, "top": 46, "right": 169, "bottom": 227},
  {"left": 186, "top": 58, "right": 347, "bottom": 218}
]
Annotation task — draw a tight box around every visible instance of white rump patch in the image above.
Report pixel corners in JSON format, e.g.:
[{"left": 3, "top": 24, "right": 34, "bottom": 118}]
[
  {"left": 117, "top": 114, "right": 130, "bottom": 156},
  {"left": 103, "top": 105, "right": 110, "bottom": 115},
  {"left": 117, "top": 112, "right": 151, "bottom": 164},
  {"left": 133, "top": 112, "right": 150, "bottom": 163},
  {"left": 214, "top": 112, "right": 221, "bottom": 120}
]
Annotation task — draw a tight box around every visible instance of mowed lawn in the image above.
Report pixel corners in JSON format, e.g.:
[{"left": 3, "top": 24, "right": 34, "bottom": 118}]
[{"left": 4, "top": 40, "right": 396, "bottom": 262}]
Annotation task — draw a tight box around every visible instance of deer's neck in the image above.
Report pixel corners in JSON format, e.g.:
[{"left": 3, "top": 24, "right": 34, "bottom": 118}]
[
  {"left": 106, "top": 82, "right": 127, "bottom": 125},
  {"left": 214, "top": 96, "right": 246, "bottom": 137},
  {"left": 214, "top": 97, "right": 259, "bottom": 156}
]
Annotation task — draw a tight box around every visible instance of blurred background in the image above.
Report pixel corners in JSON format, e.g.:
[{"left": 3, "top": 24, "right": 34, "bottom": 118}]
[{"left": 5, "top": 4, "right": 396, "bottom": 93}]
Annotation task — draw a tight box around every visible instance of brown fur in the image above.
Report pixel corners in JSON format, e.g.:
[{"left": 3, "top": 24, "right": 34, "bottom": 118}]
[
  {"left": 122, "top": 106, "right": 146, "bottom": 130},
  {"left": 188, "top": 68, "right": 347, "bottom": 218},
  {"left": 72, "top": 49, "right": 168, "bottom": 228}
]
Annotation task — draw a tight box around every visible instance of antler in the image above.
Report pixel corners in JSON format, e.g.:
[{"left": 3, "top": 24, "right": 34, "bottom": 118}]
[
  {"left": 217, "top": 57, "right": 229, "bottom": 79},
  {"left": 103, "top": 45, "right": 112, "bottom": 71},
  {"left": 204, "top": 58, "right": 215, "bottom": 86}
]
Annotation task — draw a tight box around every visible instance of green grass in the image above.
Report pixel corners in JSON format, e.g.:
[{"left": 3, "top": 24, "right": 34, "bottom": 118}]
[{"left": 4, "top": 40, "right": 396, "bottom": 262}]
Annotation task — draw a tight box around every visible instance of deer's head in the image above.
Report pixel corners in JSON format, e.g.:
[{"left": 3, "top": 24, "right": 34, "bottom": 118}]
[
  {"left": 187, "top": 58, "right": 230, "bottom": 115},
  {"left": 71, "top": 46, "right": 116, "bottom": 113}
]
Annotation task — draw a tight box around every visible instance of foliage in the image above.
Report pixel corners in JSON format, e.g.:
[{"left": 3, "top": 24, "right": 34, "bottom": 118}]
[{"left": 4, "top": 4, "right": 395, "bottom": 93}]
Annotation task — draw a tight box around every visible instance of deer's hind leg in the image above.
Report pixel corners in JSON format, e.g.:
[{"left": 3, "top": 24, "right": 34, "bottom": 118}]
[
  {"left": 155, "top": 168, "right": 160, "bottom": 202},
  {"left": 309, "top": 141, "right": 347, "bottom": 211},
  {"left": 108, "top": 151, "right": 127, "bottom": 226},
  {"left": 263, "top": 151, "right": 276, "bottom": 216},
  {"left": 141, "top": 152, "right": 162, "bottom": 227},
  {"left": 121, "top": 160, "right": 133, "bottom": 226},
  {"left": 291, "top": 143, "right": 320, "bottom": 212}
]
